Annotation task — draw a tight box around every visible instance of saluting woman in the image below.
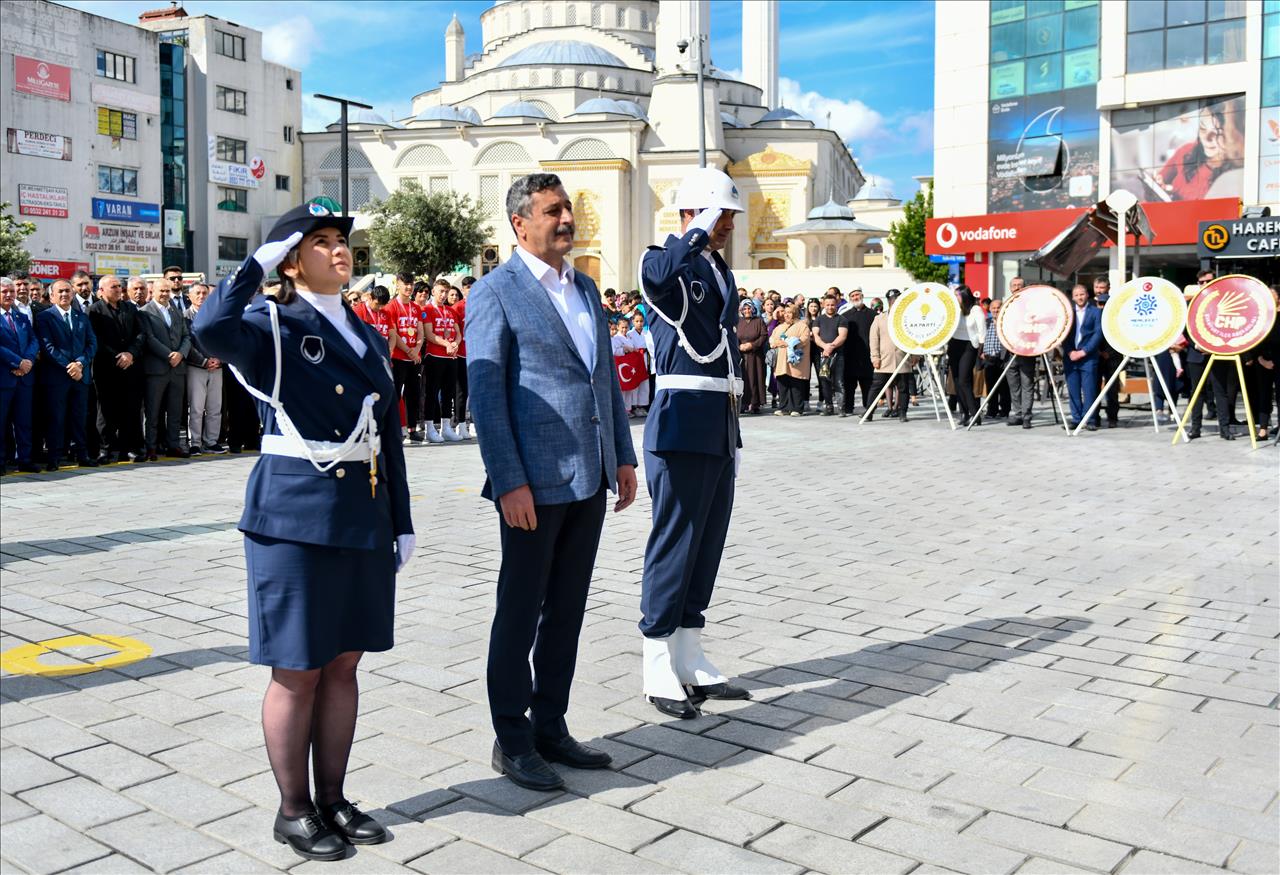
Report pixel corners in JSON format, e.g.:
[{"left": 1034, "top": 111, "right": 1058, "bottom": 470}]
[{"left": 194, "top": 201, "right": 415, "bottom": 862}]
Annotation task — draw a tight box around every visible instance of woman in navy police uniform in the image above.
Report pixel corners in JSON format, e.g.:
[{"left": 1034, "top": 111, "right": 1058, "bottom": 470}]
[{"left": 194, "top": 201, "right": 414, "bottom": 861}]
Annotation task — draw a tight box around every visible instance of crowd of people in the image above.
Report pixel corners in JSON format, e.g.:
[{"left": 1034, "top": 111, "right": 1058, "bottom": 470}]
[{"left": 4, "top": 265, "right": 1278, "bottom": 476}]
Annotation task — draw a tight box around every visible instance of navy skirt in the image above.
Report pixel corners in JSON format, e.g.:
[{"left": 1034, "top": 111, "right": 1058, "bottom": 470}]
[{"left": 245, "top": 533, "right": 396, "bottom": 670}]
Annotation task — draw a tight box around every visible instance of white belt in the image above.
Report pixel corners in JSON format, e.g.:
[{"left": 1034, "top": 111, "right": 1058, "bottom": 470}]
[
  {"left": 260, "top": 433, "right": 380, "bottom": 463},
  {"left": 655, "top": 375, "right": 744, "bottom": 394}
]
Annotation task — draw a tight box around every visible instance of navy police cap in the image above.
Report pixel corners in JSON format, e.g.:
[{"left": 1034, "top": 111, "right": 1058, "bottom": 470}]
[{"left": 265, "top": 199, "right": 354, "bottom": 245}]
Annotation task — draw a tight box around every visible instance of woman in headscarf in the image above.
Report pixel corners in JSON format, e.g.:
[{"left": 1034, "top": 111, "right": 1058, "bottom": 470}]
[{"left": 736, "top": 299, "right": 767, "bottom": 414}]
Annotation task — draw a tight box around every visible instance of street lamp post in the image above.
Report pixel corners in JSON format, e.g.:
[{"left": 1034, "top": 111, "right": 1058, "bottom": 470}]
[
  {"left": 677, "top": 35, "right": 708, "bottom": 168},
  {"left": 313, "top": 93, "right": 373, "bottom": 217}
]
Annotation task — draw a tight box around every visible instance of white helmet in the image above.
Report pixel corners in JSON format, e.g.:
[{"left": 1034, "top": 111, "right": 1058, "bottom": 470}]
[{"left": 674, "top": 167, "right": 744, "bottom": 213}]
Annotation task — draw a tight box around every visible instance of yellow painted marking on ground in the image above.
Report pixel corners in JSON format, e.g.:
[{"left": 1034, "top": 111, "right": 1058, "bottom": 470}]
[{"left": 0, "top": 634, "right": 152, "bottom": 677}]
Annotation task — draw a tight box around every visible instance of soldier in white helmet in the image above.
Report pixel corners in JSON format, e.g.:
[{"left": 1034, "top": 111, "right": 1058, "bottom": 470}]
[{"left": 635, "top": 167, "right": 751, "bottom": 718}]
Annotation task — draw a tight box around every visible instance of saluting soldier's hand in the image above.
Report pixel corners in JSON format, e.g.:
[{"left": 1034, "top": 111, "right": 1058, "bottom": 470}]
[
  {"left": 253, "top": 232, "right": 304, "bottom": 274},
  {"left": 614, "top": 465, "right": 637, "bottom": 513},
  {"left": 500, "top": 484, "right": 538, "bottom": 532}
]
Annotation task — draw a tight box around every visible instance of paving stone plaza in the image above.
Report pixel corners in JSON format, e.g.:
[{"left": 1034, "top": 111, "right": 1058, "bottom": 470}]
[{"left": 1, "top": 414, "right": 1277, "bottom": 874}]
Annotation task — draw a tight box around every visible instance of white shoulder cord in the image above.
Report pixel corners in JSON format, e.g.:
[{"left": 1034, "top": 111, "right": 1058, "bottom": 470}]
[
  {"left": 227, "top": 300, "right": 379, "bottom": 475},
  {"left": 636, "top": 252, "right": 738, "bottom": 389}
]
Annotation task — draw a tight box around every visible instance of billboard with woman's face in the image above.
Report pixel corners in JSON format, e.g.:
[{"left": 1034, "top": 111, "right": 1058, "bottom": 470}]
[{"left": 1109, "top": 94, "right": 1246, "bottom": 203}]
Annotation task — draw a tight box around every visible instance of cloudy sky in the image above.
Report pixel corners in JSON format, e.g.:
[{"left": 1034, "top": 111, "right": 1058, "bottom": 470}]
[{"left": 64, "top": 0, "right": 935, "bottom": 199}]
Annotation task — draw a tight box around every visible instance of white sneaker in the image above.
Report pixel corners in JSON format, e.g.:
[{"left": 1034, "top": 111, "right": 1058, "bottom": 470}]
[
  {"left": 425, "top": 423, "right": 444, "bottom": 444},
  {"left": 456, "top": 422, "right": 471, "bottom": 440},
  {"left": 441, "top": 422, "right": 464, "bottom": 442}
]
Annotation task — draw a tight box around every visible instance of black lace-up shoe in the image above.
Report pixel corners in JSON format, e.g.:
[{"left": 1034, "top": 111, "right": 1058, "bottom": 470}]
[
  {"left": 273, "top": 809, "right": 346, "bottom": 861},
  {"left": 316, "top": 798, "right": 387, "bottom": 845}
]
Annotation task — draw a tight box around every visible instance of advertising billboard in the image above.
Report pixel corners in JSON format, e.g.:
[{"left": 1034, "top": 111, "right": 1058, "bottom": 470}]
[
  {"left": 91, "top": 198, "right": 161, "bottom": 224},
  {"left": 6, "top": 128, "right": 71, "bottom": 160},
  {"left": 82, "top": 224, "right": 162, "bottom": 254},
  {"left": 988, "top": 86, "right": 1099, "bottom": 212},
  {"left": 18, "top": 185, "right": 69, "bottom": 218},
  {"left": 1109, "top": 94, "right": 1245, "bottom": 203},
  {"left": 14, "top": 57, "right": 71, "bottom": 101}
]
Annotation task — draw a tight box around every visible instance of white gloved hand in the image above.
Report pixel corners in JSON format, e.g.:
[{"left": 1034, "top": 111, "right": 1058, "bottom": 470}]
[
  {"left": 252, "top": 231, "right": 303, "bottom": 274},
  {"left": 395, "top": 534, "right": 416, "bottom": 573},
  {"left": 689, "top": 207, "right": 723, "bottom": 236}
]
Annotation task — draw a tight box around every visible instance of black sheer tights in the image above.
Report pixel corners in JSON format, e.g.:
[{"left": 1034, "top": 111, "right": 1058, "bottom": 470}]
[{"left": 262, "top": 651, "right": 362, "bottom": 817}]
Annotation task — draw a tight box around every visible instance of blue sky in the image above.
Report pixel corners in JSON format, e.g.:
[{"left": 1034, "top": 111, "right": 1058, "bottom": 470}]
[{"left": 64, "top": 0, "right": 934, "bottom": 199}]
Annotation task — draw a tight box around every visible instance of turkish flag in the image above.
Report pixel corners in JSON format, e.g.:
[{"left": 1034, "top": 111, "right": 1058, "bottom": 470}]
[{"left": 615, "top": 350, "right": 647, "bottom": 391}]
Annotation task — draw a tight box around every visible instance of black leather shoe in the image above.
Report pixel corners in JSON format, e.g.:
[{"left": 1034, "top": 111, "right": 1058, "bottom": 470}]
[
  {"left": 45, "top": 461, "right": 59, "bottom": 472},
  {"left": 491, "top": 741, "right": 564, "bottom": 791},
  {"left": 18, "top": 462, "right": 40, "bottom": 472},
  {"left": 687, "top": 683, "right": 752, "bottom": 705},
  {"left": 316, "top": 798, "right": 387, "bottom": 845},
  {"left": 1220, "top": 429, "right": 1235, "bottom": 441},
  {"left": 1022, "top": 421, "right": 1032, "bottom": 429},
  {"left": 273, "top": 809, "right": 346, "bottom": 861},
  {"left": 166, "top": 448, "right": 190, "bottom": 458},
  {"left": 648, "top": 695, "right": 699, "bottom": 719},
  {"left": 535, "top": 735, "right": 612, "bottom": 769},
  {"left": 1085, "top": 423, "right": 1098, "bottom": 431},
  {"left": 78, "top": 457, "right": 99, "bottom": 468},
  {"left": 1187, "top": 429, "right": 1201, "bottom": 440}
]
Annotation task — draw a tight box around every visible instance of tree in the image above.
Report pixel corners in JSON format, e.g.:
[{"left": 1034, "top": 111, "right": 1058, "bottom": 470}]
[
  {"left": 0, "top": 202, "right": 36, "bottom": 277},
  {"left": 887, "top": 187, "right": 949, "bottom": 284},
  {"left": 365, "top": 181, "right": 490, "bottom": 280}
]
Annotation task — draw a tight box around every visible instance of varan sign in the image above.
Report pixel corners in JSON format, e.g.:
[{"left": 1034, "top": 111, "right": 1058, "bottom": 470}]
[{"left": 1198, "top": 218, "right": 1280, "bottom": 258}]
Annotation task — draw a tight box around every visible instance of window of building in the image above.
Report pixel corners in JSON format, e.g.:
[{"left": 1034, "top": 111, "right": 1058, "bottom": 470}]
[
  {"left": 283, "top": 125, "right": 294, "bottom": 143},
  {"left": 350, "top": 177, "right": 371, "bottom": 210},
  {"left": 218, "top": 236, "right": 248, "bottom": 261},
  {"left": 479, "top": 174, "right": 501, "bottom": 216},
  {"left": 97, "top": 165, "right": 139, "bottom": 196},
  {"left": 216, "top": 136, "right": 247, "bottom": 164},
  {"left": 429, "top": 176, "right": 450, "bottom": 194},
  {"left": 616, "top": 7, "right": 627, "bottom": 27},
  {"left": 991, "top": 0, "right": 1097, "bottom": 98},
  {"left": 321, "top": 178, "right": 340, "bottom": 203},
  {"left": 1127, "top": 0, "right": 1245, "bottom": 72},
  {"left": 543, "top": 5, "right": 552, "bottom": 26},
  {"left": 591, "top": 3, "right": 602, "bottom": 27},
  {"left": 567, "top": 4, "right": 577, "bottom": 25},
  {"left": 217, "top": 187, "right": 248, "bottom": 212},
  {"left": 275, "top": 174, "right": 291, "bottom": 191},
  {"left": 215, "top": 30, "right": 246, "bottom": 60},
  {"left": 96, "top": 50, "right": 136, "bottom": 83},
  {"left": 216, "top": 85, "right": 247, "bottom": 114},
  {"left": 97, "top": 107, "right": 138, "bottom": 140},
  {"left": 824, "top": 245, "right": 838, "bottom": 268},
  {"left": 285, "top": 77, "right": 294, "bottom": 90}
]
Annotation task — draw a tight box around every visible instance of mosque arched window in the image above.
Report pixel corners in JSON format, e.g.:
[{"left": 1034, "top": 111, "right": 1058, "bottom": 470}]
[
  {"left": 567, "top": 4, "right": 577, "bottom": 25},
  {"left": 640, "top": 10, "right": 649, "bottom": 29},
  {"left": 553, "top": 70, "right": 563, "bottom": 86},
  {"left": 522, "top": 8, "right": 530, "bottom": 30},
  {"left": 543, "top": 5, "right": 552, "bottom": 26},
  {"left": 824, "top": 245, "right": 838, "bottom": 268},
  {"left": 590, "top": 3, "right": 601, "bottom": 27},
  {"left": 616, "top": 7, "right": 627, "bottom": 28},
  {"left": 530, "top": 71, "right": 540, "bottom": 86}
]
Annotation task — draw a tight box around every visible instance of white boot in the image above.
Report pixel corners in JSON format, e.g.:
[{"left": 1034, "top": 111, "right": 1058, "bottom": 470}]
[
  {"left": 456, "top": 421, "right": 471, "bottom": 440},
  {"left": 674, "top": 627, "right": 727, "bottom": 687},
  {"left": 441, "top": 421, "right": 464, "bottom": 442},
  {"left": 425, "top": 423, "right": 444, "bottom": 444},
  {"left": 642, "top": 635, "right": 687, "bottom": 700}
]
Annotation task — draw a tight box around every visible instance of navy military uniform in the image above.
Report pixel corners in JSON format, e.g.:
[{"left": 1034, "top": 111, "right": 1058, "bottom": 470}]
[
  {"left": 193, "top": 204, "right": 413, "bottom": 671},
  {"left": 638, "top": 169, "right": 750, "bottom": 716}
]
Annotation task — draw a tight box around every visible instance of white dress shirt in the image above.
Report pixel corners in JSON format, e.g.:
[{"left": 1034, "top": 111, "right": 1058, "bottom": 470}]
[
  {"left": 700, "top": 250, "right": 728, "bottom": 302},
  {"left": 296, "top": 289, "right": 368, "bottom": 358},
  {"left": 516, "top": 246, "right": 596, "bottom": 371}
]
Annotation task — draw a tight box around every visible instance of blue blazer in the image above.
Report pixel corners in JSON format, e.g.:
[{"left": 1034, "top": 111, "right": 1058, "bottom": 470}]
[
  {"left": 34, "top": 305, "right": 96, "bottom": 385},
  {"left": 466, "top": 253, "right": 637, "bottom": 505},
  {"left": 1061, "top": 303, "right": 1102, "bottom": 364},
  {"left": 640, "top": 226, "right": 743, "bottom": 457},
  {"left": 193, "top": 258, "right": 413, "bottom": 551},
  {"left": 0, "top": 308, "right": 39, "bottom": 390}
]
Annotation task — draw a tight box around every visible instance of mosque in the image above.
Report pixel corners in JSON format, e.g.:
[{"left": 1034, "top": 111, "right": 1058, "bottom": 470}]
[{"left": 299, "top": 0, "right": 914, "bottom": 295}]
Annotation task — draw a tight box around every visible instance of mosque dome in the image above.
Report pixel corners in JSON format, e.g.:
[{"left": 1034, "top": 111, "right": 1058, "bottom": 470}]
[
  {"left": 756, "top": 107, "right": 804, "bottom": 123},
  {"left": 327, "top": 108, "right": 394, "bottom": 130},
  {"left": 854, "top": 175, "right": 897, "bottom": 200},
  {"left": 498, "top": 40, "right": 629, "bottom": 68},
  {"left": 491, "top": 100, "right": 554, "bottom": 121},
  {"left": 807, "top": 197, "right": 855, "bottom": 220},
  {"left": 570, "top": 98, "right": 647, "bottom": 121},
  {"left": 410, "top": 105, "right": 479, "bottom": 125}
]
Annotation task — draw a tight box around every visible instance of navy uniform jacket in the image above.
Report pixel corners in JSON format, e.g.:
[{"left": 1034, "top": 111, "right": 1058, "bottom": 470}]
[
  {"left": 34, "top": 305, "right": 96, "bottom": 385},
  {"left": 0, "top": 308, "right": 39, "bottom": 390},
  {"left": 193, "top": 258, "right": 412, "bottom": 551},
  {"left": 640, "top": 226, "right": 743, "bottom": 457}
]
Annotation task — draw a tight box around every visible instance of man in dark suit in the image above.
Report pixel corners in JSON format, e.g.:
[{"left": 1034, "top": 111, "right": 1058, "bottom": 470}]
[
  {"left": 33, "top": 279, "right": 98, "bottom": 470},
  {"left": 139, "top": 278, "right": 190, "bottom": 459},
  {"left": 1061, "top": 283, "right": 1102, "bottom": 431},
  {"left": 1, "top": 278, "right": 40, "bottom": 472},
  {"left": 469, "top": 173, "right": 638, "bottom": 792},
  {"left": 838, "top": 288, "right": 877, "bottom": 413},
  {"left": 88, "top": 274, "right": 145, "bottom": 462}
]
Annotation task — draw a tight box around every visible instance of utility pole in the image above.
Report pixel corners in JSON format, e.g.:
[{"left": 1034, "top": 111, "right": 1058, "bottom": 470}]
[{"left": 313, "top": 93, "right": 373, "bottom": 216}]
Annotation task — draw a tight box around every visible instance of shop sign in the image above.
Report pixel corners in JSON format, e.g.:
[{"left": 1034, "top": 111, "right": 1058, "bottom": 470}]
[
  {"left": 91, "top": 197, "right": 160, "bottom": 224},
  {"left": 890, "top": 283, "right": 960, "bottom": 354},
  {"left": 90, "top": 81, "right": 160, "bottom": 115},
  {"left": 1101, "top": 277, "right": 1188, "bottom": 358},
  {"left": 209, "top": 160, "right": 260, "bottom": 189},
  {"left": 214, "top": 260, "right": 242, "bottom": 279},
  {"left": 14, "top": 56, "right": 71, "bottom": 101},
  {"left": 1197, "top": 218, "right": 1280, "bottom": 259},
  {"left": 28, "top": 259, "right": 90, "bottom": 281},
  {"left": 1186, "top": 275, "right": 1276, "bottom": 356},
  {"left": 163, "top": 209, "right": 185, "bottom": 247},
  {"left": 95, "top": 253, "right": 154, "bottom": 276},
  {"left": 18, "top": 184, "right": 69, "bottom": 218},
  {"left": 82, "top": 224, "right": 161, "bottom": 254},
  {"left": 6, "top": 128, "right": 72, "bottom": 160},
  {"left": 996, "top": 284, "right": 1072, "bottom": 357}
]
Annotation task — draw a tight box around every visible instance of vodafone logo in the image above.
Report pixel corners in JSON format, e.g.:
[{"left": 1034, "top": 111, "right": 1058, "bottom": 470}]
[
  {"left": 936, "top": 222, "right": 958, "bottom": 249},
  {"left": 934, "top": 221, "right": 1019, "bottom": 250}
]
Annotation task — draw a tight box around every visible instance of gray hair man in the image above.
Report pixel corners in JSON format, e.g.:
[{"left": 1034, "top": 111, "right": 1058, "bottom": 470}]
[{"left": 184, "top": 283, "right": 226, "bottom": 454}]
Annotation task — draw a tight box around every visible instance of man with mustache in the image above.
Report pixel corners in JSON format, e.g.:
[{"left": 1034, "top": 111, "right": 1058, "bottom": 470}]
[{"left": 468, "top": 173, "right": 638, "bottom": 791}]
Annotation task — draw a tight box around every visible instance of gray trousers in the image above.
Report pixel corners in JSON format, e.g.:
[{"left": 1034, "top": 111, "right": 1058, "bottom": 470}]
[
  {"left": 1008, "top": 356, "right": 1037, "bottom": 420},
  {"left": 187, "top": 367, "right": 223, "bottom": 448},
  {"left": 145, "top": 368, "right": 185, "bottom": 451}
]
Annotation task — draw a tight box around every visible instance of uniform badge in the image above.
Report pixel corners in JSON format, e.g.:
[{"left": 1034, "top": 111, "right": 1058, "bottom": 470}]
[
  {"left": 300, "top": 335, "right": 325, "bottom": 364},
  {"left": 690, "top": 280, "right": 707, "bottom": 304}
]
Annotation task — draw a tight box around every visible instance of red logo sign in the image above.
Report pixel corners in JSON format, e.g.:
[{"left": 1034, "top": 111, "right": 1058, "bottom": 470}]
[
  {"left": 615, "top": 350, "right": 648, "bottom": 392},
  {"left": 1186, "top": 275, "right": 1276, "bottom": 356},
  {"left": 28, "top": 259, "right": 90, "bottom": 280},
  {"left": 249, "top": 156, "right": 266, "bottom": 179},
  {"left": 996, "top": 284, "right": 1072, "bottom": 357},
  {"left": 14, "top": 56, "right": 71, "bottom": 102}
]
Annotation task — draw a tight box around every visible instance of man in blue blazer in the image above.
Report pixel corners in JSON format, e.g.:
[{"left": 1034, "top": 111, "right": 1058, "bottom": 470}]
[
  {"left": 34, "top": 279, "right": 98, "bottom": 470},
  {"left": 468, "top": 173, "right": 638, "bottom": 792},
  {"left": 0, "top": 279, "right": 40, "bottom": 472},
  {"left": 1061, "top": 283, "right": 1102, "bottom": 430}
]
